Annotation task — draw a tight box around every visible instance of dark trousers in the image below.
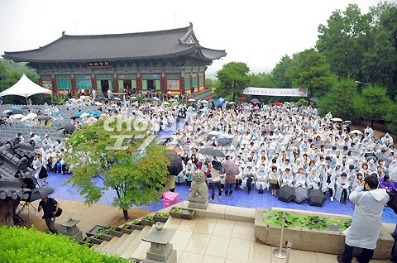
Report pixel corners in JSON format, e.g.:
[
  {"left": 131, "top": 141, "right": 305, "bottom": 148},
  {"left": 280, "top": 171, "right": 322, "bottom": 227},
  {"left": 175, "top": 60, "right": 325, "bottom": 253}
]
[
  {"left": 341, "top": 244, "right": 374, "bottom": 263},
  {"left": 44, "top": 217, "right": 58, "bottom": 234},
  {"left": 211, "top": 181, "right": 222, "bottom": 199}
]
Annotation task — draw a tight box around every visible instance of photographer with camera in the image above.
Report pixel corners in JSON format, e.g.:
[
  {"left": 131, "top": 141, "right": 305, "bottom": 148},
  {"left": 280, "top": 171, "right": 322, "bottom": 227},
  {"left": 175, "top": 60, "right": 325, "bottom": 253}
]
[
  {"left": 337, "top": 175, "right": 389, "bottom": 263},
  {"left": 38, "top": 197, "right": 59, "bottom": 234}
]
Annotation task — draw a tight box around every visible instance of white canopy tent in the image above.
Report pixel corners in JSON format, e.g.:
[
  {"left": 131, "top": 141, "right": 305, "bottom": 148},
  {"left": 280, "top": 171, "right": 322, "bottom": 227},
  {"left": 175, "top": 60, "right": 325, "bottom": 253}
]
[{"left": 0, "top": 74, "right": 52, "bottom": 102}]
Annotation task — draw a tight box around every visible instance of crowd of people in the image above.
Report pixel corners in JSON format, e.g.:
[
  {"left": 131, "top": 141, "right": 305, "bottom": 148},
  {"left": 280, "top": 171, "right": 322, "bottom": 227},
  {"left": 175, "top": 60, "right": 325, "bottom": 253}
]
[{"left": 167, "top": 102, "right": 397, "bottom": 206}]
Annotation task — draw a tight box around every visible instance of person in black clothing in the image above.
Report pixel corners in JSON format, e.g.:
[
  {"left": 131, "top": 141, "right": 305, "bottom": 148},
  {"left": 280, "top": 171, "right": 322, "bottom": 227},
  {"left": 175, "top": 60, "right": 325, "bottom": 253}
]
[{"left": 38, "top": 197, "right": 59, "bottom": 234}]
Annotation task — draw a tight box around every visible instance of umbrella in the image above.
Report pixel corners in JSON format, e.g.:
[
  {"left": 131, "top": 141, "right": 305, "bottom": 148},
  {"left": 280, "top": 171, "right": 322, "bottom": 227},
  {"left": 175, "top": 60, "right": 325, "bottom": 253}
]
[
  {"left": 10, "top": 114, "right": 24, "bottom": 119},
  {"left": 294, "top": 187, "right": 308, "bottom": 204},
  {"left": 58, "top": 124, "right": 76, "bottom": 132},
  {"left": 208, "top": 131, "right": 222, "bottom": 136},
  {"left": 239, "top": 97, "right": 246, "bottom": 101},
  {"left": 28, "top": 187, "right": 54, "bottom": 202},
  {"left": 153, "top": 97, "right": 160, "bottom": 101},
  {"left": 199, "top": 148, "right": 225, "bottom": 157},
  {"left": 188, "top": 98, "right": 196, "bottom": 102},
  {"left": 35, "top": 115, "right": 52, "bottom": 121},
  {"left": 95, "top": 102, "right": 103, "bottom": 106},
  {"left": 11, "top": 109, "right": 23, "bottom": 115},
  {"left": 273, "top": 102, "right": 282, "bottom": 107},
  {"left": 223, "top": 160, "right": 239, "bottom": 176},
  {"left": 11, "top": 105, "right": 21, "bottom": 110},
  {"left": 250, "top": 98, "right": 260, "bottom": 104},
  {"left": 2, "top": 109, "right": 12, "bottom": 114},
  {"left": 331, "top": 117, "right": 343, "bottom": 122},
  {"left": 308, "top": 189, "right": 326, "bottom": 207},
  {"left": 350, "top": 130, "right": 363, "bottom": 135},
  {"left": 168, "top": 152, "right": 184, "bottom": 175},
  {"left": 278, "top": 186, "right": 295, "bottom": 203},
  {"left": 25, "top": 113, "right": 37, "bottom": 120},
  {"left": 217, "top": 138, "right": 231, "bottom": 145}
]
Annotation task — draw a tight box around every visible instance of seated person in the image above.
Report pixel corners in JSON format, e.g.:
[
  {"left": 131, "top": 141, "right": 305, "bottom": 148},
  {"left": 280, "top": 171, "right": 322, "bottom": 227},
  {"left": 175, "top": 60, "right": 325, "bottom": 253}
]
[{"left": 379, "top": 174, "right": 397, "bottom": 196}]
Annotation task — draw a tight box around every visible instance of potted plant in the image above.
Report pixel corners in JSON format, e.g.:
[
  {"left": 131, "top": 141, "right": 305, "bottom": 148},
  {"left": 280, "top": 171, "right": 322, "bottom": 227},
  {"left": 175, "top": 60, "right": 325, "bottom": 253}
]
[
  {"left": 141, "top": 214, "right": 155, "bottom": 226},
  {"left": 169, "top": 207, "right": 196, "bottom": 220},
  {"left": 120, "top": 220, "right": 145, "bottom": 233},
  {"left": 80, "top": 236, "right": 103, "bottom": 247},
  {"left": 153, "top": 212, "right": 170, "bottom": 223},
  {"left": 86, "top": 225, "right": 113, "bottom": 241}
]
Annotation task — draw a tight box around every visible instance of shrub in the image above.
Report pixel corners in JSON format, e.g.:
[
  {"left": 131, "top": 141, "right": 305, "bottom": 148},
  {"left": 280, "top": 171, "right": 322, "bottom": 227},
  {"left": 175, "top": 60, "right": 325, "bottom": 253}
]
[{"left": 0, "top": 226, "right": 129, "bottom": 263}]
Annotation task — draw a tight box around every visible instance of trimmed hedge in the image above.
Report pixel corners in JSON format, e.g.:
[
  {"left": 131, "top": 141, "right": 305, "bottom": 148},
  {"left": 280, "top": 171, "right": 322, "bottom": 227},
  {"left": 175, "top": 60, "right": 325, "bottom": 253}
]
[{"left": 0, "top": 226, "right": 129, "bottom": 263}]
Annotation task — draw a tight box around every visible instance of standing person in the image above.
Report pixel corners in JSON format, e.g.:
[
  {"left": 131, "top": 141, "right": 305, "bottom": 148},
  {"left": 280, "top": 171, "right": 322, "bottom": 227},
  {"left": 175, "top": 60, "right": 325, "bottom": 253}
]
[
  {"left": 223, "top": 155, "right": 238, "bottom": 196},
  {"left": 33, "top": 154, "right": 49, "bottom": 186},
  {"left": 184, "top": 160, "right": 195, "bottom": 187},
  {"left": 209, "top": 160, "right": 222, "bottom": 202},
  {"left": 337, "top": 176, "right": 389, "bottom": 263},
  {"left": 38, "top": 197, "right": 59, "bottom": 234}
]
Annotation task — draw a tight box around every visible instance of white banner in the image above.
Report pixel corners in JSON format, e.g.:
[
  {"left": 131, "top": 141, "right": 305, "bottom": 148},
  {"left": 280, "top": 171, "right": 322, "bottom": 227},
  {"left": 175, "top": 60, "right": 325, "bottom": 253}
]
[{"left": 243, "top": 87, "right": 307, "bottom": 97}]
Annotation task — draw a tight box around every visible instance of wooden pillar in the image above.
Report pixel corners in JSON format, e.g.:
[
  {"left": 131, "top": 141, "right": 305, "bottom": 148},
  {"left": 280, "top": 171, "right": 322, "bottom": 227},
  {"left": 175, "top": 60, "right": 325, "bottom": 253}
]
[
  {"left": 91, "top": 74, "right": 97, "bottom": 90},
  {"left": 179, "top": 77, "right": 184, "bottom": 95},
  {"left": 136, "top": 73, "right": 141, "bottom": 93},
  {"left": 161, "top": 73, "right": 167, "bottom": 94},
  {"left": 71, "top": 74, "right": 77, "bottom": 96},
  {"left": 51, "top": 75, "right": 57, "bottom": 95},
  {"left": 114, "top": 74, "right": 119, "bottom": 93},
  {"left": 204, "top": 71, "right": 207, "bottom": 91}
]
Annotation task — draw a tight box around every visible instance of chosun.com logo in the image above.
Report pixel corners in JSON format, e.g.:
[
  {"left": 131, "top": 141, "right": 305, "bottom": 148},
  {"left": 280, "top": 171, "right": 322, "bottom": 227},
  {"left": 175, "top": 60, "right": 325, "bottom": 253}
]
[{"left": 102, "top": 117, "right": 177, "bottom": 151}]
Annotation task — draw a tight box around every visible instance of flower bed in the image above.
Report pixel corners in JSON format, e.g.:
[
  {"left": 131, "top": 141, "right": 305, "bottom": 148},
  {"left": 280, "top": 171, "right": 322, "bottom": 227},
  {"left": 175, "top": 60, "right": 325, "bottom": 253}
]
[
  {"left": 153, "top": 212, "right": 170, "bottom": 223},
  {"left": 254, "top": 208, "right": 393, "bottom": 259},
  {"left": 169, "top": 207, "right": 196, "bottom": 220},
  {"left": 141, "top": 215, "right": 155, "bottom": 226},
  {"left": 86, "top": 225, "right": 123, "bottom": 241},
  {"left": 120, "top": 220, "right": 145, "bottom": 233}
]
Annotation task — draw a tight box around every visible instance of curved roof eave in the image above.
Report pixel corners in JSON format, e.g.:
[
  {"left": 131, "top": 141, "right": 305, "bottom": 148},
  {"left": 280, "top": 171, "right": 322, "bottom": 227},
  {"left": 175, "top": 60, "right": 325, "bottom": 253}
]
[{"left": 3, "top": 47, "right": 199, "bottom": 63}]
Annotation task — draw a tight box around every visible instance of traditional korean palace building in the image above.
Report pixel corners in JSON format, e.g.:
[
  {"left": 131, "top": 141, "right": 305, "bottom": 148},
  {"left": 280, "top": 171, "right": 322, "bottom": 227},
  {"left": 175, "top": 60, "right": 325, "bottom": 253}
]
[{"left": 3, "top": 23, "right": 226, "bottom": 96}]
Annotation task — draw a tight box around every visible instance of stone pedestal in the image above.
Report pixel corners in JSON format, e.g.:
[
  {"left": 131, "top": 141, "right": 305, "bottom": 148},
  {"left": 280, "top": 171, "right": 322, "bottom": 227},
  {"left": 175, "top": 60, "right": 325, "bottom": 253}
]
[
  {"left": 143, "top": 222, "right": 177, "bottom": 263},
  {"left": 187, "top": 170, "right": 208, "bottom": 210},
  {"left": 59, "top": 217, "right": 83, "bottom": 241},
  {"left": 188, "top": 200, "right": 208, "bottom": 210}
]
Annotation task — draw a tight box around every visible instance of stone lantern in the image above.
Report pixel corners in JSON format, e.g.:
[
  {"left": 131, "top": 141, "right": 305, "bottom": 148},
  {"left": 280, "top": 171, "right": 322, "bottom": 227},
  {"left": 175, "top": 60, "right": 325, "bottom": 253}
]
[{"left": 142, "top": 222, "right": 177, "bottom": 263}]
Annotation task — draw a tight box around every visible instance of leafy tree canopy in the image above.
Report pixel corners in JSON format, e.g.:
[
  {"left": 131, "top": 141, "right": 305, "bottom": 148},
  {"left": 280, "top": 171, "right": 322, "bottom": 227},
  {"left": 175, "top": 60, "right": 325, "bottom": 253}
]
[
  {"left": 216, "top": 62, "right": 250, "bottom": 102},
  {"left": 66, "top": 119, "right": 170, "bottom": 220},
  {"left": 288, "top": 49, "right": 336, "bottom": 98},
  {"left": 317, "top": 78, "right": 359, "bottom": 119}
]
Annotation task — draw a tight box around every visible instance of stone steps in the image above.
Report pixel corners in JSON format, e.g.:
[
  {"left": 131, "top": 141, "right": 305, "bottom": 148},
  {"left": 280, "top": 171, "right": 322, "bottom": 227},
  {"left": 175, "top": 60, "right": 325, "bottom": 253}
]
[
  {"left": 103, "top": 234, "right": 130, "bottom": 255},
  {"left": 95, "top": 240, "right": 109, "bottom": 252},
  {"left": 119, "top": 225, "right": 152, "bottom": 259},
  {"left": 90, "top": 244, "right": 99, "bottom": 250},
  {"left": 113, "top": 230, "right": 140, "bottom": 256},
  {"left": 99, "top": 235, "right": 121, "bottom": 254}
]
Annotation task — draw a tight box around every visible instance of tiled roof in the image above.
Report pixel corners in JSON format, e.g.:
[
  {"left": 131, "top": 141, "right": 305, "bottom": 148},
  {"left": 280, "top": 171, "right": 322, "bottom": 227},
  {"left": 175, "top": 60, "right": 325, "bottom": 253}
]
[{"left": 3, "top": 23, "right": 226, "bottom": 63}]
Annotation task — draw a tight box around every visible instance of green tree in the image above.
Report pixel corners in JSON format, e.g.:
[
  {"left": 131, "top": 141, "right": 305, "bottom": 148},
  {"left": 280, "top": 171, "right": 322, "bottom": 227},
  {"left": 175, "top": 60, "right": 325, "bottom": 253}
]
[
  {"left": 316, "top": 4, "right": 372, "bottom": 79},
  {"left": 249, "top": 72, "right": 275, "bottom": 88},
  {"left": 216, "top": 62, "right": 250, "bottom": 102},
  {"left": 271, "top": 55, "right": 293, "bottom": 88},
  {"left": 385, "top": 102, "right": 397, "bottom": 134},
  {"left": 288, "top": 49, "right": 336, "bottom": 99},
  {"left": 66, "top": 119, "right": 170, "bottom": 221},
  {"left": 317, "top": 78, "right": 359, "bottom": 120},
  {"left": 0, "top": 59, "right": 39, "bottom": 92},
  {"left": 353, "top": 85, "right": 391, "bottom": 128}
]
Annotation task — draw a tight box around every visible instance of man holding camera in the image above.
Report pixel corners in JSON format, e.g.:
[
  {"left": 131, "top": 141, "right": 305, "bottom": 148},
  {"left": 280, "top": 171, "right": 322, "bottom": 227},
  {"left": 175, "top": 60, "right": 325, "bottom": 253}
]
[
  {"left": 38, "top": 197, "right": 59, "bottom": 234},
  {"left": 338, "top": 175, "right": 389, "bottom": 263}
]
